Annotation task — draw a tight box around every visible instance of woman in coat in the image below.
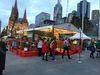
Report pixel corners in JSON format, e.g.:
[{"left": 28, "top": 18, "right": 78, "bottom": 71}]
[
  {"left": 0, "top": 37, "right": 8, "bottom": 75},
  {"left": 50, "top": 39, "right": 57, "bottom": 61},
  {"left": 42, "top": 38, "right": 48, "bottom": 61}
]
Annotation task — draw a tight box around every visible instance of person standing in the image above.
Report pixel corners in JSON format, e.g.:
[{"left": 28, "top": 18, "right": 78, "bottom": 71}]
[
  {"left": 50, "top": 38, "right": 57, "bottom": 61},
  {"left": 90, "top": 39, "right": 96, "bottom": 58},
  {"left": 95, "top": 40, "right": 100, "bottom": 58},
  {"left": 0, "top": 37, "right": 8, "bottom": 75},
  {"left": 37, "top": 38, "right": 43, "bottom": 56},
  {"left": 42, "top": 38, "right": 48, "bottom": 61},
  {"left": 62, "top": 38, "right": 71, "bottom": 59}
]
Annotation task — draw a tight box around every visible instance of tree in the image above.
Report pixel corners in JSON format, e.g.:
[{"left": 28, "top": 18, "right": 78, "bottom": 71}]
[
  {"left": 0, "top": 28, "right": 7, "bottom": 37},
  {"left": 71, "top": 16, "right": 81, "bottom": 28},
  {"left": 71, "top": 16, "right": 94, "bottom": 35}
]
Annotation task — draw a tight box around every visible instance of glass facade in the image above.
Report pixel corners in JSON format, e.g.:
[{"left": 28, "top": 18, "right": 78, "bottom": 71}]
[
  {"left": 53, "top": 1, "right": 62, "bottom": 22},
  {"left": 35, "top": 12, "right": 50, "bottom": 27},
  {"left": 77, "top": 0, "right": 90, "bottom": 19}
]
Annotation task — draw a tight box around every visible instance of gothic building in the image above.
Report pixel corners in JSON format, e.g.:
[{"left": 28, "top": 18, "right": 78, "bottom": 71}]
[{"left": 6, "top": 0, "right": 29, "bottom": 36}]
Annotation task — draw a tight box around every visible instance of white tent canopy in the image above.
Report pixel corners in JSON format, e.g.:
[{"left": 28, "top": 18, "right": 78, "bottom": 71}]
[
  {"left": 16, "top": 23, "right": 79, "bottom": 33},
  {"left": 70, "top": 32, "right": 91, "bottom": 40}
]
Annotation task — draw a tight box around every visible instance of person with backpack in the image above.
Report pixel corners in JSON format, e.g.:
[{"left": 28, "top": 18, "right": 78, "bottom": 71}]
[
  {"left": 90, "top": 39, "right": 96, "bottom": 58},
  {"left": 96, "top": 40, "right": 100, "bottom": 58},
  {"left": 62, "top": 38, "right": 71, "bottom": 59}
]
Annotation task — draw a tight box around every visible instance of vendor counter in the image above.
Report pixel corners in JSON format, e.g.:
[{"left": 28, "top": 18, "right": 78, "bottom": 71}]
[{"left": 7, "top": 39, "right": 82, "bottom": 57}]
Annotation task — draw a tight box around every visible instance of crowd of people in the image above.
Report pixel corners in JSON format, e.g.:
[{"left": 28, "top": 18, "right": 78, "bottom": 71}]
[
  {"left": 37, "top": 37, "right": 74, "bottom": 61},
  {"left": 36, "top": 37, "right": 100, "bottom": 61},
  {"left": 87, "top": 38, "right": 100, "bottom": 58},
  {"left": 1, "top": 35, "right": 100, "bottom": 75}
]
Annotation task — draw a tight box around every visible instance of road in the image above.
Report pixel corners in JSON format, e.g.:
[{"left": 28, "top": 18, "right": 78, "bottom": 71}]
[{"left": 3, "top": 51, "right": 100, "bottom": 75}]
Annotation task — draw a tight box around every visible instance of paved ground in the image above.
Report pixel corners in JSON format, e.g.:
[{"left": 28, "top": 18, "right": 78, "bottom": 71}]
[{"left": 3, "top": 51, "right": 100, "bottom": 75}]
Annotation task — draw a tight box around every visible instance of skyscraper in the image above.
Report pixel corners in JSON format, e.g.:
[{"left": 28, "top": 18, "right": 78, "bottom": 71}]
[
  {"left": 92, "top": 10, "right": 99, "bottom": 22},
  {"left": 53, "top": 0, "right": 62, "bottom": 22},
  {"left": 91, "top": 10, "right": 99, "bottom": 36},
  {"left": 35, "top": 12, "right": 50, "bottom": 27},
  {"left": 77, "top": 0, "right": 90, "bottom": 19}
]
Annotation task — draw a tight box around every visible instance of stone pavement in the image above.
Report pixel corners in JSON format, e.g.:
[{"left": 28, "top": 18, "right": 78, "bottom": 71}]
[{"left": 3, "top": 51, "right": 100, "bottom": 75}]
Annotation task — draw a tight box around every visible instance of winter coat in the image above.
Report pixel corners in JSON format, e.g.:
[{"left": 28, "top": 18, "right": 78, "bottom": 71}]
[
  {"left": 50, "top": 41, "right": 57, "bottom": 54},
  {"left": 37, "top": 40, "right": 43, "bottom": 48},
  {"left": 90, "top": 41, "right": 96, "bottom": 52},
  {"left": 42, "top": 42, "right": 48, "bottom": 53},
  {"left": 96, "top": 41, "right": 100, "bottom": 52},
  {"left": 0, "top": 41, "right": 7, "bottom": 70}
]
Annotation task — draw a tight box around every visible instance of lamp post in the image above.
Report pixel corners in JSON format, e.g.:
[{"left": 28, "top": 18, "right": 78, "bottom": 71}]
[
  {"left": 78, "top": 28, "right": 82, "bottom": 63},
  {"left": 98, "top": 0, "right": 100, "bottom": 39},
  {"left": 82, "top": 0, "right": 85, "bottom": 33},
  {"left": 77, "top": 0, "right": 85, "bottom": 63}
]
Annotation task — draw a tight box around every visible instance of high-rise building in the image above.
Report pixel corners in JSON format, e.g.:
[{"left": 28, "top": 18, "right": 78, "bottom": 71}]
[
  {"left": 7, "top": 0, "right": 29, "bottom": 36},
  {"left": 77, "top": 0, "right": 90, "bottom": 19},
  {"left": 53, "top": 0, "right": 62, "bottom": 22},
  {"left": 92, "top": 10, "right": 99, "bottom": 22},
  {"left": 91, "top": 10, "right": 99, "bottom": 27},
  {"left": 91, "top": 10, "right": 99, "bottom": 36},
  {"left": 35, "top": 12, "right": 50, "bottom": 27}
]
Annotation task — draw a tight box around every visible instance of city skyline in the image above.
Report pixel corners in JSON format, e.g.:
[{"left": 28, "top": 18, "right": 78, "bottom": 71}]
[{"left": 0, "top": 0, "right": 99, "bottom": 30}]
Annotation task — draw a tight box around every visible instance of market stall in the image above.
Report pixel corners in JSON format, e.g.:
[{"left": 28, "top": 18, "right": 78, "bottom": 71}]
[{"left": 14, "top": 23, "right": 81, "bottom": 57}]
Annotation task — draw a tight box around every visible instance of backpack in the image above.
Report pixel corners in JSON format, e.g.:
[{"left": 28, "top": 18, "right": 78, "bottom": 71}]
[{"left": 63, "top": 40, "right": 68, "bottom": 47}]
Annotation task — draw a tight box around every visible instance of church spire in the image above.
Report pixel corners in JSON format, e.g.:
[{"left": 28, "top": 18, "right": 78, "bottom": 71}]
[
  {"left": 14, "top": 0, "right": 17, "bottom": 8},
  {"left": 14, "top": 0, "right": 18, "bottom": 15},
  {"left": 58, "top": 0, "right": 61, "bottom": 4},
  {"left": 22, "top": 9, "right": 28, "bottom": 23},
  {"left": 23, "top": 9, "right": 27, "bottom": 19},
  {"left": 14, "top": 0, "right": 18, "bottom": 22},
  {"left": 9, "top": 6, "right": 14, "bottom": 21}
]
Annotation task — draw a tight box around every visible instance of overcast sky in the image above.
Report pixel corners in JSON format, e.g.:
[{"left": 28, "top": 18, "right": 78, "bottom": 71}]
[{"left": 0, "top": 0, "right": 99, "bottom": 29}]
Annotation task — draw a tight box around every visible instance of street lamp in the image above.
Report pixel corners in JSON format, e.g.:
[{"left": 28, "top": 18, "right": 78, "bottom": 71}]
[
  {"left": 77, "top": 0, "right": 85, "bottom": 63},
  {"left": 82, "top": 0, "right": 85, "bottom": 33},
  {"left": 98, "top": 0, "right": 100, "bottom": 39},
  {"left": 78, "top": 28, "right": 82, "bottom": 63}
]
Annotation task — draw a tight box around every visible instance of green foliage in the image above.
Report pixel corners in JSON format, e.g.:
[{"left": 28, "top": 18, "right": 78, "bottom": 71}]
[{"left": 71, "top": 16, "right": 94, "bottom": 34}]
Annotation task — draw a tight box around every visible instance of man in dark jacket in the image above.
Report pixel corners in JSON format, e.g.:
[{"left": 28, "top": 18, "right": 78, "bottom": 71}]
[
  {"left": 96, "top": 40, "right": 100, "bottom": 58},
  {"left": 62, "top": 38, "right": 71, "bottom": 59},
  {"left": 90, "top": 39, "right": 96, "bottom": 58},
  {"left": 0, "top": 37, "right": 8, "bottom": 75}
]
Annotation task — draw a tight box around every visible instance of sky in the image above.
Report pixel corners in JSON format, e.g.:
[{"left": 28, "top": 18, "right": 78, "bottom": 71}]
[{"left": 0, "top": 0, "right": 99, "bottom": 30}]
